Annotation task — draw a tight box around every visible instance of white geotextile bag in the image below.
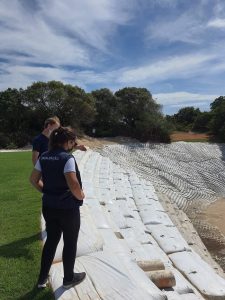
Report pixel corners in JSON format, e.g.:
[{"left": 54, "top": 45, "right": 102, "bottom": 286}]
[
  {"left": 171, "top": 268, "right": 205, "bottom": 299},
  {"left": 169, "top": 251, "right": 225, "bottom": 299},
  {"left": 112, "top": 247, "right": 167, "bottom": 300},
  {"left": 139, "top": 205, "right": 174, "bottom": 226},
  {"left": 77, "top": 205, "right": 104, "bottom": 256},
  {"left": 41, "top": 205, "right": 104, "bottom": 263},
  {"left": 131, "top": 185, "right": 146, "bottom": 201},
  {"left": 98, "top": 228, "right": 166, "bottom": 300},
  {"left": 146, "top": 224, "right": 190, "bottom": 254},
  {"left": 81, "top": 251, "right": 158, "bottom": 300},
  {"left": 105, "top": 203, "right": 128, "bottom": 229},
  {"left": 115, "top": 186, "right": 130, "bottom": 199},
  {"left": 115, "top": 199, "right": 134, "bottom": 219},
  {"left": 49, "top": 260, "right": 101, "bottom": 300},
  {"left": 98, "top": 188, "right": 116, "bottom": 205},
  {"left": 131, "top": 242, "right": 171, "bottom": 266},
  {"left": 141, "top": 196, "right": 165, "bottom": 212},
  {"left": 166, "top": 266, "right": 199, "bottom": 295},
  {"left": 120, "top": 225, "right": 151, "bottom": 245},
  {"left": 165, "top": 291, "right": 204, "bottom": 300},
  {"left": 50, "top": 250, "right": 160, "bottom": 300},
  {"left": 84, "top": 197, "right": 110, "bottom": 229}
]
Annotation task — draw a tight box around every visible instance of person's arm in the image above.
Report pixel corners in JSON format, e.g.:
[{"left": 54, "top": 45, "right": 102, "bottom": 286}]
[
  {"left": 64, "top": 172, "right": 85, "bottom": 200},
  {"left": 74, "top": 144, "right": 87, "bottom": 151},
  {"left": 32, "top": 151, "right": 39, "bottom": 166},
  {"left": 30, "top": 169, "right": 43, "bottom": 193}
]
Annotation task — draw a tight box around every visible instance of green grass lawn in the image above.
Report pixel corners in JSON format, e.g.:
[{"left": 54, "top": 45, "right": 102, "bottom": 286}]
[{"left": 0, "top": 151, "right": 54, "bottom": 300}]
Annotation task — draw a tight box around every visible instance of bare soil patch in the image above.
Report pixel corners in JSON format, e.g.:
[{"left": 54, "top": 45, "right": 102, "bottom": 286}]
[
  {"left": 171, "top": 131, "right": 210, "bottom": 142},
  {"left": 77, "top": 135, "right": 137, "bottom": 149}
]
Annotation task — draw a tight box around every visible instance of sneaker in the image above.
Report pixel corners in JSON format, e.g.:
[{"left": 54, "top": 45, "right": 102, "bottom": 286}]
[
  {"left": 63, "top": 272, "right": 86, "bottom": 289},
  {"left": 37, "top": 278, "right": 48, "bottom": 288}
]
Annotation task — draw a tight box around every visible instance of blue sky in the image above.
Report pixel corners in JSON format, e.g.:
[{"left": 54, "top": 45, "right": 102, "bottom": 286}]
[{"left": 0, "top": 0, "right": 225, "bottom": 114}]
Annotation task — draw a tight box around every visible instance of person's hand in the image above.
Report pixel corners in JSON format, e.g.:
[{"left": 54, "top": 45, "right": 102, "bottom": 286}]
[
  {"left": 80, "top": 190, "right": 85, "bottom": 200},
  {"left": 75, "top": 144, "right": 87, "bottom": 151}
]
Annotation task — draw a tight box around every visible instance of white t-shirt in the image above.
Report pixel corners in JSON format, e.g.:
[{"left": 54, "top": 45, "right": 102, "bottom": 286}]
[{"left": 35, "top": 157, "right": 76, "bottom": 173}]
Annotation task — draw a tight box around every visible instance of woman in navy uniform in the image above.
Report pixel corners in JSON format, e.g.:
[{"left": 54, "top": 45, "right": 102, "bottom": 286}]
[{"left": 30, "top": 126, "right": 86, "bottom": 289}]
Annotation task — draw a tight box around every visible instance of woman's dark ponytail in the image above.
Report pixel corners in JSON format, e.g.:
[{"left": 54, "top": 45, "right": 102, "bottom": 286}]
[{"left": 49, "top": 127, "right": 76, "bottom": 150}]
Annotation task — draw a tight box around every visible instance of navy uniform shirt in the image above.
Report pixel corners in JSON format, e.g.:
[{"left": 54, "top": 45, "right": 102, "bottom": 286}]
[
  {"left": 32, "top": 133, "right": 49, "bottom": 157},
  {"left": 35, "top": 148, "right": 83, "bottom": 209}
]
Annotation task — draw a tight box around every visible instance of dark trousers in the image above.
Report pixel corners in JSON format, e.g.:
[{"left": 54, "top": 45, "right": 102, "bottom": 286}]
[{"left": 38, "top": 206, "right": 80, "bottom": 283}]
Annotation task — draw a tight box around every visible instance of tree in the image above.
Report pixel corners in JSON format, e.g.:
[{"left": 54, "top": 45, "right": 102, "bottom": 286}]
[
  {"left": 62, "top": 84, "right": 96, "bottom": 131},
  {"left": 192, "top": 112, "right": 211, "bottom": 132},
  {"left": 115, "top": 87, "right": 170, "bottom": 142},
  {"left": 23, "top": 81, "right": 96, "bottom": 134},
  {"left": 91, "top": 88, "right": 120, "bottom": 136},
  {"left": 23, "top": 81, "right": 68, "bottom": 129},
  {"left": 173, "top": 107, "right": 200, "bottom": 129},
  {"left": 0, "top": 88, "right": 30, "bottom": 147},
  {"left": 115, "top": 88, "right": 159, "bottom": 130},
  {"left": 210, "top": 96, "right": 225, "bottom": 110},
  {"left": 209, "top": 96, "right": 225, "bottom": 140}
]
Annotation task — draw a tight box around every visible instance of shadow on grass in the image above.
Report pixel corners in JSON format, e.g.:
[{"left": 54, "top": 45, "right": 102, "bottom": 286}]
[
  {"left": 18, "top": 285, "right": 53, "bottom": 300},
  {"left": 0, "top": 233, "right": 40, "bottom": 259}
]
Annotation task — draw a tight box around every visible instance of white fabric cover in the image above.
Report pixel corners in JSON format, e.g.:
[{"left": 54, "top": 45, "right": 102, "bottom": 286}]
[
  {"left": 146, "top": 224, "right": 191, "bottom": 254},
  {"left": 49, "top": 251, "right": 161, "bottom": 300},
  {"left": 139, "top": 205, "right": 174, "bottom": 226},
  {"left": 84, "top": 197, "right": 110, "bottom": 229},
  {"left": 41, "top": 205, "right": 104, "bottom": 263},
  {"left": 165, "top": 291, "right": 204, "bottom": 300},
  {"left": 105, "top": 203, "right": 129, "bottom": 229},
  {"left": 169, "top": 251, "right": 225, "bottom": 299},
  {"left": 98, "top": 228, "right": 166, "bottom": 299}
]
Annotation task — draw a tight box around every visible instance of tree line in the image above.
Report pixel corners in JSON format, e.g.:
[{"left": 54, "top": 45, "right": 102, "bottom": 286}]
[
  {"left": 0, "top": 81, "right": 170, "bottom": 148},
  {"left": 1, "top": 80, "right": 224, "bottom": 148},
  {"left": 166, "top": 96, "right": 225, "bottom": 141}
]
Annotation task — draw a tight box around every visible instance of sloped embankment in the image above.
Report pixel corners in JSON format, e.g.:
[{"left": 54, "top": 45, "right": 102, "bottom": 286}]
[
  {"left": 99, "top": 142, "right": 225, "bottom": 271},
  {"left": 42, "top": 149, "right": 225, "bottom": 299}
]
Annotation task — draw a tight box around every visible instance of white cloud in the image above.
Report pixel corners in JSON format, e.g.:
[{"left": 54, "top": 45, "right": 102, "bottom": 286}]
[
  {"left": 207, "top": 18, "right": 225, "bottom": 28},
  {"left": 0, "top": 65, "right": 73, "bottom": 90},
  {"left": 150, "top": 0, "right": 179, "bottom": 8},
  {"left": 0, "top": 0, "right": 137, "bottom": 90},
  {"left": 39, "top": 0, "right": 135, "bottom": 52},
  {"left": 213, "top": 1, "right": 225, "bottom": 16},
  {"left": 145, "top": 11, "right": 206, "bottom": 44},
  {"left": 118, "top": 53, "right": 215, "bottom": 84},
  {"left": 0, "top": 0, "right": 136, "bottom": 69},
  {"left": 0, "top": 1, "right": 90, "bottom": 67},
  {"left": 154, "top": 91, "right": 218, "bottom": 106}
]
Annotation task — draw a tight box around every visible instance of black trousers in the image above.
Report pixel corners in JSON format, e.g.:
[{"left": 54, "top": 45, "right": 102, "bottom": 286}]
[{"left": 38, "top": 206, "right": 80, "bottom": 283}]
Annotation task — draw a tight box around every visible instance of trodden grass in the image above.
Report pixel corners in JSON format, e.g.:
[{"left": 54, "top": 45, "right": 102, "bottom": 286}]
[{"left": 0, "top": 151, "right": 54, "bottom": 300}]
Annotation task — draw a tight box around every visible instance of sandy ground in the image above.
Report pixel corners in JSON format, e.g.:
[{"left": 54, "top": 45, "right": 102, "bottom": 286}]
[
  {"left": 196, "top": 198, "right": 225, "bottom": 272},
  {"left": 202, "top": 198, "right": 225, "bottom": 236}
]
